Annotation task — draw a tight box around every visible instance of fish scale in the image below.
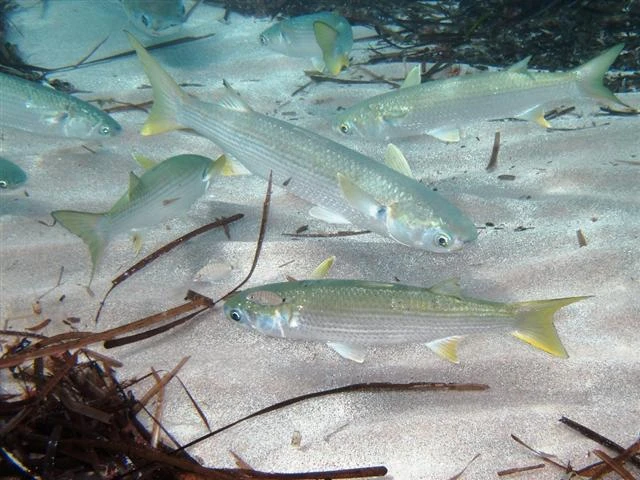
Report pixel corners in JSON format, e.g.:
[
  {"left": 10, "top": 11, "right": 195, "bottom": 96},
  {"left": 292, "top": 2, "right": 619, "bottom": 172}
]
[
  {"left": 278, "top": 282, "right": 512, "bottom": 344},
  {"left": 181, "top": 98, "right": 409, "bottom": 231},
  {"left": 51, "top": 154, "right": 215, "bottom": 281},
  {"left": 0, "top": 72, "right": 121, "bottom": 139},
  {"left": 127, "top": 32, "right": 477, "bottom": 252},
  {"left": 224, "top": 279, "right": 590, "bottom": 363},
  {"left": 333, "top": 44, "right": 632, "bottom": 141}
]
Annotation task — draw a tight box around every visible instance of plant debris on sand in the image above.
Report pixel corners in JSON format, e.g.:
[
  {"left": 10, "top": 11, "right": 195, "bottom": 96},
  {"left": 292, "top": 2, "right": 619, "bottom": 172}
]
[{"left": 218, "top": 0, "right": 640, "bottom": 91}]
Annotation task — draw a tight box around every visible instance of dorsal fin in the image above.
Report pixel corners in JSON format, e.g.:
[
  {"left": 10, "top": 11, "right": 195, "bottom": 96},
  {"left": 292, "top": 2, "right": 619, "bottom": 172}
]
[
  {"left": 384, "top": 143, "right": 413, "bottom": 177},
  {"left": 287, "top": 255, "right": 336, "bottom": 282},
  {"left": 310, "top": 255, "right": 335, "bottom": 279},
  {"left": 400, "top": 65, "right": 421, "bottom": 88},
  {"left": 218, "top": 80, "right": 252, "bottom": 112},
  {"left": 210, "top": 154, "right": 251, "bottom": 177},
  {"left": 507, "top": 56, "right": 532, "bottom": 73},
  {"left": 128, "top": 172, "right": 143, "bottom": 200}
]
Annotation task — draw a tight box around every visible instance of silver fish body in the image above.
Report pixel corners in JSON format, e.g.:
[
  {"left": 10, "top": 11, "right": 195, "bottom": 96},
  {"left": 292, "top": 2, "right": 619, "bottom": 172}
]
[
  {"left": 0, "top": 72, "right": 121, "bottom": 140},
  {"left": 224, "top": 279, "right": 589, "bottom": 363},
  {"left": 127, "top": 33, "right": 477, "bottom": 252},
  {"left": 334, "top": 44, "right": 631, "bottom": 140},
  {"left": 52, "top": 154, "right": 215, "bottom": 279},
  {"left": 0, "top": 158, "right": 27, "bottom": 190}
]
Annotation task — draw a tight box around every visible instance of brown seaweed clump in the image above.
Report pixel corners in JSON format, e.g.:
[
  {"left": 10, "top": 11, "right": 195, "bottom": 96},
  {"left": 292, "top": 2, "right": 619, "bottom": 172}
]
[{"left": 216, "top": 0, "right": 640, "bottom": 91}]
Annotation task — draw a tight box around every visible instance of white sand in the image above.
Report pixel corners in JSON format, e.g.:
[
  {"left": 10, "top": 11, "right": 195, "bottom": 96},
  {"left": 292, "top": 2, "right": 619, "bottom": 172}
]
[{"left": 1, "top": 2, "right": 639, "bottom": 478}]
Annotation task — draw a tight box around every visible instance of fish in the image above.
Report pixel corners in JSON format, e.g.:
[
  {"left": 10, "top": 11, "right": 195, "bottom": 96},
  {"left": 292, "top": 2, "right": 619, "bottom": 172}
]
[
  {"left": 0, "top": 158, "right": 27, "bottom": 190},
  {"left": 333, "top": 44, "right": 634, "bottom": 142},
  {"left": 121, "top": 0, "right": 196, "bottom": 36},
  {"left": 259, "top": 12, "right": 353, "bottom": 75},
  {"left": 224, "top": 278, "right": 590, "bottom": 363},
  {"left": 0, "top": 72, "right": 121, "bottom": 140},
  {"left": 51, "top": 154, "right": 220, "bottom": 281},
  {"left": 126, "top": 32, "right": 478, "bottom": 252}
]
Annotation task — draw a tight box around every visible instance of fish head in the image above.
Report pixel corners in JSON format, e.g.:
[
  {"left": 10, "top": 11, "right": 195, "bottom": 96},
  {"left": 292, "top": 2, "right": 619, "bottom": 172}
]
[
  {"left": 259, "top": 24, "right": 289, "bottom": 53},
  {"left": 333, "top": 106, "right": 383, "bottom": 137},
  {"left": 124, "top": 0, "right": 187, "bottom": 36},
  {"left": 0, "top": 160, "right": 27, "bottom": 190},
  {"left": 64, "top": 108, "right": 122, "bottom": 139},
  {"left": 224, "top": 289, "right": 292, "bottom": 338},
  {"left": 385, "top": 200, "right": 478, "bottom": 253}
]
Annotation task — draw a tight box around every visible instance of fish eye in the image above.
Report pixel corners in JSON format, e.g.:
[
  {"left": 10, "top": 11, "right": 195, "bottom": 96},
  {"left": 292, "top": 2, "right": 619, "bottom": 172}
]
[
  {"left": 259, "top": 34, "right": 268, "bottom": 45},
  {"left": 229, "top": 309, "right": 243, "bottom": 322},
  {"left": 100, "top": 125, "right": 111, "bottom": 136},
  {"left": 339, "top": 123, "right": 350, "bottom": 134},
  {"left": 434, "top": 233, "right": 451, "bottom": 249},
  {"left": 141, "top": 14, "right": 151, "bottom": 27},
  {"left": 0, "top": 181, "right": 7, "bottom": 189}
]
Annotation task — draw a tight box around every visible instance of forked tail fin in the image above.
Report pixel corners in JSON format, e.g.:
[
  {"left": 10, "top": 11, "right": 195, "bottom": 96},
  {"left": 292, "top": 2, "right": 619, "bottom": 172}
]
[
  {"left": 572, "top": 44, "right": 633, "bottom": 110},
  {"left": 126, "top": 31, "right": 189, "bottom": 135},
  {"left": 52, "top": 210, "right": 108, "bottom": 283},
  {"left": 511, "top": 296, "right": 592, "bottom": 358}
]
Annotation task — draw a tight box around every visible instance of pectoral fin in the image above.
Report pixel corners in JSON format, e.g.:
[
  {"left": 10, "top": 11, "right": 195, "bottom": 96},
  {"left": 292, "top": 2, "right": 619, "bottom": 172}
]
[
  {"left": 327, "top": 342, "right": 366, "bottom": 363},
  {"left": 337, "top": 173, "right": 386, "bottom": 221},
  {"left": 313, "top": 21, "right": 346, "bottom": 75},
  {"left": 384, "top": 143, "right": 413, "bottom": 177},
  {"left": 426, "top": 336, "right": 464, "bottom": 363},
  {"left": 516, "top": 104, "right": 551, "bottom": 128},
  {"left": 382, "top": 110, "right": 409, "bottom": 125},
  {"left": 427, "top": 126, "right": 461, "bottom": 142}
]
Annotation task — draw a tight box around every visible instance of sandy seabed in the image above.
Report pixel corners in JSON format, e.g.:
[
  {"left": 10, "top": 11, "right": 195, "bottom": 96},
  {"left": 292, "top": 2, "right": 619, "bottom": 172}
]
[{"left": 1, "top": 2, "right": 639, "bottom": 478}]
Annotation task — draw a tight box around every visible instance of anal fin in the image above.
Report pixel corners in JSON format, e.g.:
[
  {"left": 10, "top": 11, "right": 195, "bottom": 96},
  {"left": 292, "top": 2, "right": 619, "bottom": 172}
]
[
  {"left": 516, "top": 104, "right": 551, "bottom": 128},
  {"left": 427, "top": 126, "right": 461, "bottom": 143},
  {"left": 327, "top": 342, "right": 366, "bottom": 363},
  {"left": 309, "top": 205, "right": 351, "bottom": 224},
  {"left": 426, "top": 336, "right": 464, "bottom": 363}
]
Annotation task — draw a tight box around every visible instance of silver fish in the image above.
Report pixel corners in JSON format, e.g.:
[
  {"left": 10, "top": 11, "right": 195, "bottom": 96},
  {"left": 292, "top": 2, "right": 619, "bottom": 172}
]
[
  {"left": 122, "top": 0, "right": 189, "bottom": 36},
  {"left": 333, "top": 44, "right": 633, "bottom": 142},
  {"left": 224, "top": 278, "right": 590, "bottom": 363},
  {"left": 126, "top": 32, "right": 478, "bottom": 253},
  {"left": 0, "top": 157, "right": 27, "bottom": 190},
  {"left": 0, "top": 72, "right": 121, "bottom": 140},
  {"left": 260, "top": 12, "right": 353, "bottom": 75},
  {"left": 52, "top": 154, "right": 218, "bottom": 281}
]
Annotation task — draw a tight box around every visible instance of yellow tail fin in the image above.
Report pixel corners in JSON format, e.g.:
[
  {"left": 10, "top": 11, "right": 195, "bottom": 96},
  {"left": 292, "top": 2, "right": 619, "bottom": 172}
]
[
  {"left": 511, "top": 296, "right": 591, "bottom": 358},
  {"left": 126, "top": 31, "right": 187, "bottom": 135}
]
